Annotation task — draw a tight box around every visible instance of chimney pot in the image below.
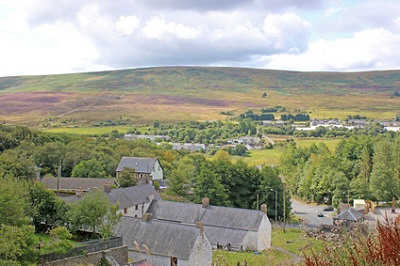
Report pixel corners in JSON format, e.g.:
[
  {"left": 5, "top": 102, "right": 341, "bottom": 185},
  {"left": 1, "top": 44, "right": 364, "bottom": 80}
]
[
  {"left": 104, "top": 181, "right": 112, "bottom": 193},
  {"left": 142, "top": 213, "right": 153, "bottom": 222},
  {"left": 202, "top": 197, "right": 210, "bottom": 208}
]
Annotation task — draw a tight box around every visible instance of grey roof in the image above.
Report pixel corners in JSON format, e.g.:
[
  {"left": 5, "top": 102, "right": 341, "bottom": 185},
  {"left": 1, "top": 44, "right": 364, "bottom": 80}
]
[
  {"left": 114, "top": 216, "right": 205, "bottom": 260},
  {"left": 204, "top": 226, "right": 248, "bottom": 249},
  {"left": 40, "top": 177, "right": 115, "bottom": 191},
  {"left": 116, "top": 157, "right": 158, "bottom": 173},
  {"left": 148, "top": 200, "right": 264, "bottom": 231},
  {"left": 106, "top": 184, "right": 160, "bottom": 209},
  {"left": 333, "top": 208, "right": 364, "bottom": 221},
  {"left": 63, "top": 184, "right": 160, "bottom": 209}
]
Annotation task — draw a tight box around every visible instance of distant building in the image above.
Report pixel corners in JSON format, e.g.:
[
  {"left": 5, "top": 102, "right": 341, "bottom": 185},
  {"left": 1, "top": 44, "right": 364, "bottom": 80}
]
[
  {"left": 124, "top": 134, "right": 170, "bottom": 141},
  {"left": 171, "top": 143, "right": 206, "bottom": 152},
  {"left": 116, "top": 157, "right": 163, "bottom": 185}
]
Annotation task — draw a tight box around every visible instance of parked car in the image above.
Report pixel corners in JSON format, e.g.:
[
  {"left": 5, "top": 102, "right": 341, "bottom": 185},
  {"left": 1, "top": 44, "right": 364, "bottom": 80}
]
[
  {"left": 317, "top": 211, "right": 324, "bottom": 217},
  {"left": 323, "top": 206, "right": 334, "bottom": 211}
]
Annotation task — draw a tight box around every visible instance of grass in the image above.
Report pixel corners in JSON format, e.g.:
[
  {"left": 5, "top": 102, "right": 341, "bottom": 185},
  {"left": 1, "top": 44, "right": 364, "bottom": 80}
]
[
  {"left": 1, "top": 67, "right": 400, "bottom": 128},
  {"left": 212, "top": 228, "right": 327, "bottom": 265},
  {"left": 271, "top": 228, "right": 324, "bottom": 256},
  {"left": 213, "top": 249, "right": 292, "bottom": 265}
]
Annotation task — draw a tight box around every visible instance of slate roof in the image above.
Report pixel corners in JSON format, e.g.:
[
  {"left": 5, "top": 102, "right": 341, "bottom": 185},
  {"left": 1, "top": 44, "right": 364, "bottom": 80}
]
[
  {"left": 62, "top": 184, "right": 160, "bottom": 209},
  {"left": 114, "top": 216, "right": 205, "bottom": 260},
  {"left": 147, "top": 200, "right": 264, "bottom": 231},
  {"left": 333, "top": 208, "right": 364, "bottom": 221},
  {"left": 116, "top": 157, "right": 158, "bottom": 173},
  {"left": 40, "top": 177, "right": 116, "bottom": 191},
  {"left": 106, "top": 184, "right": 160, "bottom": 209}
]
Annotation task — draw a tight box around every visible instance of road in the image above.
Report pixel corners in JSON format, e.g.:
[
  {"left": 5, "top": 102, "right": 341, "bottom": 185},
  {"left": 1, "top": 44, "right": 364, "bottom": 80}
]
[{"left": 291, "top": 200, "right": 333, "bottom": 228}]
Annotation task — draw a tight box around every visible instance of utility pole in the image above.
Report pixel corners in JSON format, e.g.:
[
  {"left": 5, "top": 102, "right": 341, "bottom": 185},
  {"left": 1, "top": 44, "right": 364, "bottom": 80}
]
[
  {"left": 283, "top": 183, "right": 286, "bottom": 233},
  {"left": 270, "top": 188, "right": 277, "bottom": 222}
]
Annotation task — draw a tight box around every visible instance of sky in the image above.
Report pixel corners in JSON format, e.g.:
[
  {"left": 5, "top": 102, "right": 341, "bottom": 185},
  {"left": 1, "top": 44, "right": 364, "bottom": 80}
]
[{"left": 1, "top": 0, "right": 400, "bottom": 77}]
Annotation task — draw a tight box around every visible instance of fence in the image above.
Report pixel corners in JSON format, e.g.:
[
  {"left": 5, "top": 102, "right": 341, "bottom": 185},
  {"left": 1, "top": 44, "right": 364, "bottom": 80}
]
[{"left": 38, "top": 236, "right": 123, "bottom": 264}]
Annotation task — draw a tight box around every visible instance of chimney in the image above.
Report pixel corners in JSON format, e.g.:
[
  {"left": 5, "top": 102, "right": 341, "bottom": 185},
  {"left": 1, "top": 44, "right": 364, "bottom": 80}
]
[
  {"left": 104, "top": 181, "right": 112, "bottom": 193},
  {"left": 202, "top": 197, "right": 210, "bottom": 208},
  {"left": 142, "top": 213, "right": 153, "bottom": 222},
  {"left": 196, "top": 222, "right": 204, "bottom": 235},
  {"left": 261, "top": 203, "right": 267, "bottom": 214}
]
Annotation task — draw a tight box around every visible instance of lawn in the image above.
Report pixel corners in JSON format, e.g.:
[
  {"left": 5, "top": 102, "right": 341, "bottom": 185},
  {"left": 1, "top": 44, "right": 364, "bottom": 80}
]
[
  {"left": 213, "top": 249, "right": 292, "bottom": 265},
  {"left": 212, "top": 228, "right": 326, "bottom": 265}
]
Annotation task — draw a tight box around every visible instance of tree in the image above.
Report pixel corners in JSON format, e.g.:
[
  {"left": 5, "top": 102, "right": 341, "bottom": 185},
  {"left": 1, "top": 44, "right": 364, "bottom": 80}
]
[
  {"left": 118, "top": 167, "right": 137, "bottom": 188},
  {"left": 47, "top": 226, "right": 73, "bottom": 254},
  {"left": 34, "top": 142, "right": 65, "bottom": 176},
  {"left": 30, "top": 182, "right": 69, "bottom": 229},
  {"left": 193, "top": 163, "right": 230, "bottom": 206},
  {"left": 0, "top": 175, "right": 31, "bottom": 226},
  {"left": 370, "top": 139, "right": 397, "bottom": 200},
  {"left": 71, "top": 158, "right": 107, "bottom": 178},
  {"left": 258, "top": 166, "right": 290, "bottom": 221},
  {"left": 167, "top": 158, "right": 195, "bottom": 197},
  {"left": 0, "top": 150, "right": 37, "bottom": 180},
  {"left": 0, "top": 224, "right": 37, "bottom": 264},
  {"left": 98, "top": 203, "right": 122, "bottom": 240},
  {"left": 68, "top": 190, "right": 113, "bottom": 234}
]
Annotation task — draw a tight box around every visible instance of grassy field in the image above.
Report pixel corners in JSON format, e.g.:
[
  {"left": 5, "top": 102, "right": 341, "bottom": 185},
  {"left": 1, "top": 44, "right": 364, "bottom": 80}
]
[
  {"left": 1, "top": 67, "right": 399, "bottom": 128},
  {"left": 212, "top": 228, "right": 325, "bottom": 265},
  {"left": 237, "top": 137, "right": 341, "bottom": 166}
]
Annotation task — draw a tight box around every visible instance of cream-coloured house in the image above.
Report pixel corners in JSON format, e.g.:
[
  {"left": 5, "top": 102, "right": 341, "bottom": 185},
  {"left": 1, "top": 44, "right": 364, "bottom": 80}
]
[{"left": 116, "top": 157, "right": 163, "bottom": 185}]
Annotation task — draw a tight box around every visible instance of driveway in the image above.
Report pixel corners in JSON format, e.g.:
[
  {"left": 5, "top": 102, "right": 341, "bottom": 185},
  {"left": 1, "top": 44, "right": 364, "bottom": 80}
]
[{"left": 291, "top": 200, "right": 334, "bottom": 228}]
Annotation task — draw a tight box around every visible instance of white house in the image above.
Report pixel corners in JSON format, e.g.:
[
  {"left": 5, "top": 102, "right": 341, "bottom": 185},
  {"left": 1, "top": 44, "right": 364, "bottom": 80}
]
[
  {"left": 116, "top": 157, "right": 163, "bottom": 185},
  {"left": 147, "top": 197, "right": 272, "bottom": 252},
  {"left": 114, "top": 216, "right": 212, "bottom": 266}
]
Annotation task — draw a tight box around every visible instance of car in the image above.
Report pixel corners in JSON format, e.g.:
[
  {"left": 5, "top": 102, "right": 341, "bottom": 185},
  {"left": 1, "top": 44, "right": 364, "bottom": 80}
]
[
  {"left": 317, "top": 211, "right": 324, "bottom": 217},
  {"left": 323, "top": 206, "right": 334, "bottom": 211}
]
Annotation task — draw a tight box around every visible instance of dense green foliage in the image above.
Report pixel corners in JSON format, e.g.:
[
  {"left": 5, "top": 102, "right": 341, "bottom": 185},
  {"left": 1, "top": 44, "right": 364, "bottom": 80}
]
[{"left": 280, "top": 133, "right": 400, "bottom": 204}]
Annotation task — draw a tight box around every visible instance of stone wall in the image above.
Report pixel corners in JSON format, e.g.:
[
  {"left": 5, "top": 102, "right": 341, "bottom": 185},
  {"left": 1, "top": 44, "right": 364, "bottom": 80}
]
[{"left": 39, "top": 245, "right": 128, "bottom": 266}]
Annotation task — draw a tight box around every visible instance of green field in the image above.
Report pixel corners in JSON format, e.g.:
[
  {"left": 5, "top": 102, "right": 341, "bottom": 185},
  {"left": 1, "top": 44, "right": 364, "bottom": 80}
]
[
  {"left": 238, "top": 138, "right": 341, "bottom": 166},
  {"left": 1, "top": 67, "right": 399, "bottom": 128}
]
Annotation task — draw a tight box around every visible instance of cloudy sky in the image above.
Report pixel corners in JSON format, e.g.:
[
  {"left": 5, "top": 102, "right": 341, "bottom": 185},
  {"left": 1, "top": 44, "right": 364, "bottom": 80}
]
[{"left": 1, "top": 0, "right": 400, "bottom": 77}]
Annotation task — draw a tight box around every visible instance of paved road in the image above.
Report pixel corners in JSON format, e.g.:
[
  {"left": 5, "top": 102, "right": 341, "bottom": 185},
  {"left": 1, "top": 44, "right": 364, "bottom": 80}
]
[{"left": 291, "top": 200, "right": 334, "bottom": 228}]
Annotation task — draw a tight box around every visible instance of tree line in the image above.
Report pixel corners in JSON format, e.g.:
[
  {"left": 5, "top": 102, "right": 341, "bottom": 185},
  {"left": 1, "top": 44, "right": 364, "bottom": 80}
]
[{"left": 280, "top": 133, "right": 400, "bottom": 205}]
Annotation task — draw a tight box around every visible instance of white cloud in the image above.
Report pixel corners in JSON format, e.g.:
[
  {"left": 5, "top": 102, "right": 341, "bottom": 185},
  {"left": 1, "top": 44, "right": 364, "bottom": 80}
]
[
  {"left": 142, "top": 16, "right": 199, "bottom": 40},
  {"left": 1, "top": 0, "right": 400, "bottom": 76},
  {"left": 263, "top": 28, "right": 400, "bottom": 71},
  {"left": 115, "top": 15, "right": 140, "bottom": 36},
  {"left": 263, "top": 13, "right": 311, "bottom": 51}
]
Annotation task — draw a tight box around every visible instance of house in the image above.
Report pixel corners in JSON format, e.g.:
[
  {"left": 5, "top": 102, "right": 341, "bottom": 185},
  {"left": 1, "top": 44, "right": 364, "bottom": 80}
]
[
  {"left": 116, "top": 157, "right": 163, "bottom": 185},
  {"left": 262, "top": 120, "right": 273, "bottom": 127},
  {"left": 333, "top": 208, "right": 364, "bottom": 226},
  {"left": 64, "top": 183, "right": 160, "bottom": 219},
  {"left": 238, "top": 136, "right": 260, "bottom": 144},
  {"left": 105, "top": 184, "right": 160, "bottom": 218},
  {"left": 39, "top": 176, "right": 117, "bottom": 193},
  {"left": 171, "top": 143, "right": 206, "bottom": 152},
  {"left": 146, "top": 198, "right": 271, "bottom": 252},
  {"left": 124, "top": 134, "right": 170, "bottom": 141},
  {"left": 114, "top": 216, "right": 212, "bottom": 266}
]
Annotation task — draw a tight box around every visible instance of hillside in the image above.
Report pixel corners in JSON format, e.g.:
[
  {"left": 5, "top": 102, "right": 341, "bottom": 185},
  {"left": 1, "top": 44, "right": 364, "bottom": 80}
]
[{"left": 0, "top": 67, "right": 399, "bottom": 127}]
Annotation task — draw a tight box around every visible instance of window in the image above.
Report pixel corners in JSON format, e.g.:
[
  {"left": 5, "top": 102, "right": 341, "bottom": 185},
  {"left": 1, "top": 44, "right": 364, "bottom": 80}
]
[
  {"left": 124, "top": 208, "right": 127, "bottom": 214},
  {"left": 135, "top": 205, "right": 139, "bottom": 210}
]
